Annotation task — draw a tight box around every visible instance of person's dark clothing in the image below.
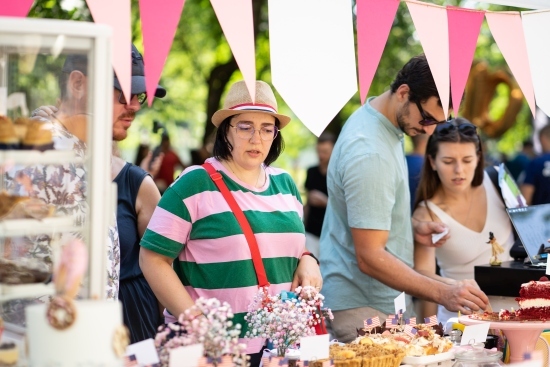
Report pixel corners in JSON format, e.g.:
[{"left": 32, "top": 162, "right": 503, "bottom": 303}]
[
  {"left": 406, "top": 154, "right": 424, "bottom": 211},
  {"left": 506, "top": 153, "right": 531, "bottom": 180},
  {"left": 114, "top": 163, "right": 162, "bottom": 343},
  {"left": 304, "top": 165, "right": 328, "bottom": 237},
  {"left": 523, "top": 153, "right": 550, "bottom": 205}
]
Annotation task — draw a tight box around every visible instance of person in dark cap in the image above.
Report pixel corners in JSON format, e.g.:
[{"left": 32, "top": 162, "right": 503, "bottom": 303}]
[{"left": 33, "top": 44, "right": 166, "bottom": 343}]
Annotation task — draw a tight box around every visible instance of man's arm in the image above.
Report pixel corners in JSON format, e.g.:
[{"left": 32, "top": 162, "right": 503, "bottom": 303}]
[
  {"left": 351, "top": 227, "right": 488, "bottom": 314},
  {"left": 520, "top": 183, "right": 534, "bottom": 205}
]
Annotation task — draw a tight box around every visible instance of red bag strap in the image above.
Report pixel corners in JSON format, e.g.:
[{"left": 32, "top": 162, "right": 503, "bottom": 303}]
[{"left": 202, "top": 163, "right": 270, "bottom": 288}]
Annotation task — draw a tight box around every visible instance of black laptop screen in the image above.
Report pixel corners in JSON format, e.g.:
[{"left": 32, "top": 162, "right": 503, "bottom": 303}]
[{"left": 507, "top": 204, "right": 550, "bottom": 265}]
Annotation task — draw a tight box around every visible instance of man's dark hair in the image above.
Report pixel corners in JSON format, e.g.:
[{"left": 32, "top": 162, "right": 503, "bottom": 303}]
[
  {"left": 539, "top": 124, "right": 550, "bottom": 140},
  {"left": 318, "top": 132, "right": 336, "bottom": 145},
  {"left": 58, "top": 54, "right": 88, "bottom": 100},
  {"left": 390, "top": 54, "right": 442, "bottom": 107},
  {"left": 213, "top": 116, "right": 284, "bottom": 166}
]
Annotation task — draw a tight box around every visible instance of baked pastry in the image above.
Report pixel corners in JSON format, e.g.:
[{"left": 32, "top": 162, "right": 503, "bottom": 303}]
[
  {"left": 21, "top": 121, "right": 54, "bottom": 151},
  {"left": 0, "top": 116, "right": 19, "bottom": 150},
  {"left": 516, "top": 276, "right": 550, "bottom": 320},
  {"left": 0, "top": 192, "right": 54, "bottom": 220},
  {"left": 46, "top": 296, "right": 77, "bottom": 330},
  {"left": 0, "top": 258, "right": 51, "bottom": 285},
  {"left": 0, "top": 342, "right": 18, "bottom": 366},
  {"left": 13, "top": 117, "right": 31, "bottom": 141}
]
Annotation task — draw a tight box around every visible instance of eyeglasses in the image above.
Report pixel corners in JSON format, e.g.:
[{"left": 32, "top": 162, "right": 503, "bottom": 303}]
[
  {"left": 435, "top": 121, "right": 478, "bottom": 136},
  {"left": 117, "top": 90, "right": 147, "bottom": 105},
  {"left": 229, "top": 122, "right": 279, "bottom": 141},
  {"left": 415, "top": 101, "right": 448, "bottom": 126}
]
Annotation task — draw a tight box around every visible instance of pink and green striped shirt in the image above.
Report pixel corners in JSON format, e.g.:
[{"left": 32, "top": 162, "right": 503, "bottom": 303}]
[{"left": 140, "top": 158, "right": 306, "bottom": 353}]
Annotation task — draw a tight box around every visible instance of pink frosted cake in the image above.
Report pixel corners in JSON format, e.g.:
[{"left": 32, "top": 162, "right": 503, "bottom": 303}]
[{"left": 515, "top": 276, "right": 550, "bottom": 320}]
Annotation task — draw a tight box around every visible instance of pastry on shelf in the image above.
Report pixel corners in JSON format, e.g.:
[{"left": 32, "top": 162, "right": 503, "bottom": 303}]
[
  {"left": 21, "top": 120, "right": 54, "bottom": 151},
  {"left": 0, "top": 258, "right": 51, "bottom": 285},
  {"left": 13, "top": 117, "right": 31, "bottom": 141},
  {"left": 0, "top": 116, "right": 19, "bottom": 150},
  {"left": 0, "top": 192, "right": 55, "bottom": 221},
  {"left": 0, "top": 342, "right": 18, "bottom": 366}
]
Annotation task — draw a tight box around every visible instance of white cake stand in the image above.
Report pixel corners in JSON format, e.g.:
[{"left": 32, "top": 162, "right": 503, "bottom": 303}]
[{"left": 459, "top": 315, "right": 549, "bottom": 363}]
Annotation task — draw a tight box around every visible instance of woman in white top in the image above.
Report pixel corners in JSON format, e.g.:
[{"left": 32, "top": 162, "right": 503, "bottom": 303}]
[{"left": 412, "top": 118, "right": 514, "bottom": 324}]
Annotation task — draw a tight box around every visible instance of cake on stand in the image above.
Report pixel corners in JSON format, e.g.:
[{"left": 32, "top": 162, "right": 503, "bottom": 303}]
[{"left": 459, "top": 315, "right": 549, "bottom": 363}]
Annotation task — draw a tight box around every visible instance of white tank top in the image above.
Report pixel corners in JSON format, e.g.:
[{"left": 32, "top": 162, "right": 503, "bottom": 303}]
[{"left": 421, "top": 172, "right": 514, "bottom": 323}]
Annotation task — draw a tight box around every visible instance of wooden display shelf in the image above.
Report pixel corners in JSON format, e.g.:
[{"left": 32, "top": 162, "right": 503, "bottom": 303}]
[
  {"left": 0, "top": 216, "right": 80, "bottom": 238},
  {"left": 0, "top": 282, "right": 54, "bottom": 303}
]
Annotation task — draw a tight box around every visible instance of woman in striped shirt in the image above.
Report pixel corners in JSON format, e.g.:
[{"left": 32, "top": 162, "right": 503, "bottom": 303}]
[{"left": 139, "top": 80, "right": 322, "bottom": 366}]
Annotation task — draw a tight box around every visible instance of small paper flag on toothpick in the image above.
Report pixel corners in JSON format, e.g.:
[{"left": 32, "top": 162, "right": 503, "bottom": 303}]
[
  {"left": 385, "top": 317, "right": 399, "bottom": 329},
  {"left": 423, "top": 315, "right": 438, "bottom": 327},
  {"left": 364, "top": 316, "right": 381, "bottom": 329},
  {"left": 404, "top": 325, "right": 418, "bottom": 337}
]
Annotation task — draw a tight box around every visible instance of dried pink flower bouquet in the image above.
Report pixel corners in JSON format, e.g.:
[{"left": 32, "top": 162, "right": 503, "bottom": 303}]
[
  {"left": 244, "top": 286, "right": 333, "bottom": 357},
  {"left": 155, "top": 297, "right": 246, "bottom": 367}
]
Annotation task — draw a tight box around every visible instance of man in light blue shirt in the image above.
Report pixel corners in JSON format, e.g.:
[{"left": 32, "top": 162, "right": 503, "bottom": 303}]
[{"left": 320, "top": 55, "right": 489, "bottom": 343}]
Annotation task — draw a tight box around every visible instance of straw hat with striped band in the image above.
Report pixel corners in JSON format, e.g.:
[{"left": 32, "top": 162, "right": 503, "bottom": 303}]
[{"left": 211, "top": 80, "right": 291, "bottom": 129}]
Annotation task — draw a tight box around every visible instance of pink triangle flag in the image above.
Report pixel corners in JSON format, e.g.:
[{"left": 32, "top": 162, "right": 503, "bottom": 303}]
[
  {"left": 356, "top": 0, "right": 400, "bottom": 104},
  {"left": 406, "top": 0, "right": 450, "bottom": 118},
  {"left": 140, "top": 0, "right": 186, "bottom": 105},
  {"left": 447, "top": 6, "right": 484, "bottom": 115},
  {"left": 211, "top": 0, "right": 256, "bottom": 102},
  {"left": 0, "top": 0, "right": 34, "bottom": 17},
  {"left": 86, "top": 0, "right": 132, "bottom": 103},
  {"left": 485, "top": 11, "right": 536, "bottom": 117}
]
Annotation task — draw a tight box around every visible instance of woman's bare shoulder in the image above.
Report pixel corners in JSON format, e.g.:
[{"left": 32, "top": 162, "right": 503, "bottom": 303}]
[{"left": 412, "top": 201, "right": 441, "bottom": 223}]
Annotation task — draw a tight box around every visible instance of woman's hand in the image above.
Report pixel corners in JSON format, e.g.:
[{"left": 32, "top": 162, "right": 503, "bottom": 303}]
[{"left": 291, "top": 255, "right": 322, "bottom": 291}]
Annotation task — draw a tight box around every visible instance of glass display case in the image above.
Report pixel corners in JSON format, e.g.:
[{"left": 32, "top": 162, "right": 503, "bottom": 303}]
[{"left": 0, "top": 16, "right": 115, "bottom": 362}]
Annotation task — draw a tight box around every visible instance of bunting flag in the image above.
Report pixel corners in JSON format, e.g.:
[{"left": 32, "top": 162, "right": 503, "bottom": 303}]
[
  {"left": 405, "top": 317, "right": 416, "bottom": 326},
  {"left": 86, "top": 0, "right": 132, "bottom": 102},
  {"left": 364, "top": 316, "right": 381, "bottom": 329},
  {"left": 139, "top": 0, "right": 186, "bottom": 105},
  {"left": 485, "top": 11, "right": 536, "bottom": 116},
  {"left": 385, "top": 317, "right": 399, "bottom": 329},
  {"left": 423, "top": 315, "right": 438, "bottom": 326},
  {"left": 0, "top": 0, "right": 34, "bottom": 17},
  {"left": 406, "top": 0, "right": 450, "bottom": 118},
  {"left": 356, "top": 0, "right": 400, "bottom": 104},
  {"left": 210, "top": 0, "right": 256, "bottom": 102},
  {"left": 522, "top": 10, "right": 550, "bottom": 118},
  {"left": 268, "top": 0, "right": 357, "bottom": 137},
  {"left": 404, "top": 325, "right": 418, "bottom": 338},
  {"left": 447, "top": 6, "right": 484, "bottom": 114}
]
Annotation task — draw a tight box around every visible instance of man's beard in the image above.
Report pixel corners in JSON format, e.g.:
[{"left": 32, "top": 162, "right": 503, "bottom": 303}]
[
  {"left": 396, "top": 103, "right": 425, "bottom": 136},
  {"left": 112, "top": 111, "right": 136, "bottom": 141}
]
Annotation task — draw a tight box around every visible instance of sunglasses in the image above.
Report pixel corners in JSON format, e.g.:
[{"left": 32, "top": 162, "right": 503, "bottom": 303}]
[
  {"left": 117, "top": 90, "right": 147, "bottom": 105},
  {"left": 435, "top": 121, "right": 478, "bottom": 136},
  {"left": 415, "top": 101, "right": 448, "bottom": 126}
]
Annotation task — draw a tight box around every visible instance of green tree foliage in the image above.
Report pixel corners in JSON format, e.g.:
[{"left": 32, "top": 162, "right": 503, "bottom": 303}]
[{"left": 30, "top": 0, "right": 535, "bottom": 168}]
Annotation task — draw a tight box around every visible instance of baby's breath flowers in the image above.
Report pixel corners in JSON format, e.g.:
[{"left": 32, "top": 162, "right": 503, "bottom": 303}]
[
  {"left": 155, "top": 298, "right": 246, "bottom": 367},
  {"left": 244, "top": 286, "right": 333, "bottom": 357}
]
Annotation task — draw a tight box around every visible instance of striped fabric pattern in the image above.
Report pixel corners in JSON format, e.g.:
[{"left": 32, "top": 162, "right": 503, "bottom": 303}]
[{"left": 141, "top": 158, "right": 306, "bottom": 349}]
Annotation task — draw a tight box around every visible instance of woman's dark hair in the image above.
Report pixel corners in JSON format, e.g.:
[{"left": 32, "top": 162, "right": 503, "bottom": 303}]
[
  {"left": 212, "top": 115, "right": 285, "bottom": 166},
  {"left": 413, "top": 117, "right": 485, "bottom": 216},
  {"left": 390, "top": 54, "right": 446, "bottom": 108}
]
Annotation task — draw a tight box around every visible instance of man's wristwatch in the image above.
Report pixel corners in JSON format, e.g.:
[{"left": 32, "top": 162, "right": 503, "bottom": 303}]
[{"left": 301, "top": 251, "right": 320, "bottom": 265}]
